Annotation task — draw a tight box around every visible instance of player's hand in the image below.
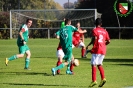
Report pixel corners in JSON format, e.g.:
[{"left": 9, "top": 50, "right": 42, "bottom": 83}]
[
  {"left": 21, "top": 40, "right": 26, "bottom": 45},
  {"left": 23, "top": 40, "right": 26, "bottom": 45},
  {"left": 83, "top": 30, "right": 87, "bottom": 33}
]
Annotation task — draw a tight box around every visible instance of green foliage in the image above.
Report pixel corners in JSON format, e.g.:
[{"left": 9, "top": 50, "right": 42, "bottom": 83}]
[{"left": 0, "top": 39, "right": 133, "bottom": 88}]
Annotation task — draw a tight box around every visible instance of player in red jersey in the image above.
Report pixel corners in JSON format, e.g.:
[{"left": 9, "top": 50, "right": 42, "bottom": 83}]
[
  {"left": 88, "top": 18, "right": 110, "bottom": 87},
  {"left": 72, "top": 22, "right": 86, "bottom": 58}
]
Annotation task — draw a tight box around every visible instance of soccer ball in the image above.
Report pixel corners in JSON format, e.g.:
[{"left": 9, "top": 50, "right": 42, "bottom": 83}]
[{"left": 74, "top": 59, "right": 79, "bottom": 66}]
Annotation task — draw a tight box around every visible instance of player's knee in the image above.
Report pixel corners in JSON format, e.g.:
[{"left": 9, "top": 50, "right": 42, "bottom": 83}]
[{"left": 17, "top": 54, "right": 25, "bottom": 58}]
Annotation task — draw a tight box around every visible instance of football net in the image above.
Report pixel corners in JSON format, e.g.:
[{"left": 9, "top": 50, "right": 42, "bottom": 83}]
[{"left": 10, "top": 9, "right": 97, "bottom": 38}]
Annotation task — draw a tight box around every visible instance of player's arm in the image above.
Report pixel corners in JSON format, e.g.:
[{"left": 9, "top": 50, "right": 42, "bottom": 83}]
[
  {"left": 77, "top": 29, "right": 87, "bottom": 33},
  {"left": 105, "top": 30, "right": 110, "bottom": 45},
  {"left": 19, "top": 28, "right": 26, "bottom": 45},
  {"left": 86, "top": 36, "right": 95, "bottom": 49},
  {"left": 55, "top": 30, "right": 60, "bottom": 39},
  {"left": 105, "top": 40, "right": 110, "bottom": 45}
]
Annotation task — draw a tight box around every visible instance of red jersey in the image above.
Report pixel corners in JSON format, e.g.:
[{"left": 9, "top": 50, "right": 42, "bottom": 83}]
[
  {"left": 72, "top": 28, "right": 83, "bottom": 46},
  {"left": 91, "top": 27, "right": 110, "bottom": 55},
  {"left": 57, "top": 43, "right": 62, "bottom": 50}
]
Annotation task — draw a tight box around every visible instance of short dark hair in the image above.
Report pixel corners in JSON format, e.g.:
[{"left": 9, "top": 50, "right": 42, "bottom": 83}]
[
  {"left": 26, "top": 18, "right": 32, "bottom": 23},
  {"left": 95, "top": 18, "right": 102, "bottom": 26},
  {"left": 65, "top": 18, "right": 71, "bottom": 25}
]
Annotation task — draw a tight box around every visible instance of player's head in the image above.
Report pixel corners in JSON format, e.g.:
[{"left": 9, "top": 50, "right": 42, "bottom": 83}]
[
  {"left": 76, "top": 22, "right": 80, "bottom": 28},
  {"left": 26, "top": 18, "right": 32, "bottom": 28},
  {"left": 63, "top": 18, "right": 66, "bottom": 21},
  {"left": 65, "top": 18, "right": 71, "bottom": 25},
  {"left": 95, "top": 18, "right": 102, "bottom": 27}
]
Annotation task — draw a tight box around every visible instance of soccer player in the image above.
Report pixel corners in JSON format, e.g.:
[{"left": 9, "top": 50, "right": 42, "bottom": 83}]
[
  {"left": 56, "top": 22, "right": 87, "bottom": 74},
  {"left": 5, "top": 18, "right": 33, "bottom": 70},
  {"left": 60, "top": 18, "right": 65, "bottom": 28},
  {"left": 52, "top": 18, "right": 86, "bottom": 76},
  {"left": 88, "top": 18, "right": 110, "bottom": 87},
  {"left": 72, "top": 22, "right": 86, "bottom": 58}
]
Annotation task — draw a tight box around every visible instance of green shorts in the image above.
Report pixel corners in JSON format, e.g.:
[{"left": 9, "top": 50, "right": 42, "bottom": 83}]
[
  {"left": 62, "top": 47, "right": 72, "bottom": 62},
  {"left": 18, "top": 44, "right": 30, "bottom": 54}
]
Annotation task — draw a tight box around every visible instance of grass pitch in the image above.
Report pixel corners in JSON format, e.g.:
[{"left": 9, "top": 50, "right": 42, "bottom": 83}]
[{"left": 0, "top": 39, "right": 133, "bottom": 88}]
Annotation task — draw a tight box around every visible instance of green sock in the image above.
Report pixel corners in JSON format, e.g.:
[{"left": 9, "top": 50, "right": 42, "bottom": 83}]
[
  {"left": 8, "top": 55, "right": 17, "bottom": 61},
  {"left": 54, "top": 63, "right": 65, "bottom": 71},
  {"left": 66, "top": 63, "right": 71, "bottom": 71},
  {"left": 25, "top": 58, "right": 30, "bottom": 68}
]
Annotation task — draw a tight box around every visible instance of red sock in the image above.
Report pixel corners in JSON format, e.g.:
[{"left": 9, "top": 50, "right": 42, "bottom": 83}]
[
  {"left": 92, "top": 66, "right": 97, "bottom": 82},
  {"left": 70, "top": 63, "right": 74, "bottom": 72},
  {"left": 56, "top": 61, "right": 62, "bottom": 74},
  {"left": 98, "top": 65, "right": 105, "bottom": 80},
  {"left": 81, "top": 48, "right": 85, "bottom": 57}
]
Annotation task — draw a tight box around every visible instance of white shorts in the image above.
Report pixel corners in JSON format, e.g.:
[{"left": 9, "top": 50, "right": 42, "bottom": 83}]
[
  {"left": 56, "top": 49, "right": 65, "bottom": 58},
  {"left": 72, "top": 42, "right": 85, "bottom": 48},
  {"left": 91, "top": 54, "right": 105, "bottom": 65}
]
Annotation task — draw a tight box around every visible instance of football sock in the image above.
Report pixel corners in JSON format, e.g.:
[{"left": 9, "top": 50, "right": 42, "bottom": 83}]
[
  {"left": 8, "top": 55, "right": 17, "bottom": 61},
  {"left": 70, "top": 62, "right": 74, "bottom": 72},
  {"left": 98, "top": 65, "right": 105, "bottom": 80},
  {"left": 25, "top": 58, "right": 30, "bottom": 68},
  {"left": 56, "top": 61, "right": 62, "bottom": 73},
  {"left": 84, "top": 50, "right": 91, "bottom": 56},
  {"left": 81, "top": 48, "right": 85, "bottom": 57},
  {"left": 54, "top": 63, "right": 65, "bottom": 71},
  {"left": 66, "top": 63, "right": 71, "bottom": 71},
  {"left": 92, "top": 66, "right": 97, "bottom": 82}
]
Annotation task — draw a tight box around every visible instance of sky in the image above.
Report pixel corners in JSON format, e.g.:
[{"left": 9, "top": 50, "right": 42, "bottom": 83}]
[{"left": 54, "top": 0, "right": 77, "bottom": 6}]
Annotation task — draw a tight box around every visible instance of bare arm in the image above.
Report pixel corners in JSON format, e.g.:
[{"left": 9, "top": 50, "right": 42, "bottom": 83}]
[
  {"left": 19, "top": 31, "right": 26, "bottom": 45},
  {"left": 78, "top": 29, "right": 87, "bottom": 34},
  {"left": 86, "top": 36, "right": 95, "bottom": 49},
  {"left": 19, "top": 31, "right": 24, "bottom": 40},
  {"left": 54, "top": 33, "right": 60, "bottom": 39}
]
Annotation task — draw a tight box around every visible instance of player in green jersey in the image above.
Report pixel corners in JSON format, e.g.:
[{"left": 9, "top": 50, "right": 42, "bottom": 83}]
[
  {"left": 51, "top": 18, "right": 86, "bottom": 76},
  {"left": 60, "top": 18, "right": 65, "bottom": 28},
  {"left": 5, "top": 18, "right": 32, "bottom": 70}
]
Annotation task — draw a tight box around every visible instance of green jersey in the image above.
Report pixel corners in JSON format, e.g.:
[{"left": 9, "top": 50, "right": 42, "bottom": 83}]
[
  {"left": 61, "top": 21, "right": 65, "bottom": 28},
  {"left": 56, "top": 25, "right": 77, "bottom": 49},
  {"left": 17, "top": 24, "right": 29, "bottom": 46}
]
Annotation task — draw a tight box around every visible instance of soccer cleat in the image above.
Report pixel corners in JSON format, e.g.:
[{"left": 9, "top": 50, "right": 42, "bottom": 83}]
[
  {"left": 5, "top": 58, "right": 9, "bottom": 66},
  {"left": 98, "top": 78, "right": 106, "bottom": 87},
  {"left": 51, "top": 68, "right": 56, "bottom": 76},
  {"left": 24, "top": 67, "right": 31, "bottom": 70},
  {"left": 82, "top": 55, "right": 87, "bottom": 58},
  {"left": 66, "top": 70, "right": 74, "bottom": 75},
  {"left": 88, "top": 81, "right": 97, "bottom": 87}
]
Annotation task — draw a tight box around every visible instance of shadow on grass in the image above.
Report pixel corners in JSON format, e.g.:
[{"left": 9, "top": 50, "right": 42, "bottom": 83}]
[
  {"left": 77, "top": 57, "right": 133, "bottom": 63},
  {"left": 76, "top": 58, "right": 133, "bottom": 67},
  {"left": 0, "top": 72, "right": 52, "bottom": 76},
  {"left": 2, "top": 83, "right": 85, "bottom": 87},
  {"left": 104, "top": 58, "right": 133, "bottom": 62}
]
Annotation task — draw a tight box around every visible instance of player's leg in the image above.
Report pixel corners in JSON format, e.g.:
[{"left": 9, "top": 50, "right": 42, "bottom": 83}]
[
  {"left": 77, "top": 42, "right": 86, "bottom": 58},
  {"left": 56, "top": 50, "right": 64, "bottom": 74},
  {"left": 5, "top": 46, "right": 25, "bottom": 66},
  {"left": 70, "top": 54, "right": 75, "bottom": 72},
  {"left": 89, "top": 54, "right": 98, "bottom": 87},
  {"left": 24, "top": 45, "right": 31, "bottom": 70},
  {"left": 97, "top": 54, "right": 106, "bottom": 87},
  {"left": 64, "top": 47, "right": 74, "bottom": 74},
  {"left": 84, "top": 45, "right": 91, "bottom": 58},
  {"left": 51, "top": 47, "right": 73, "bottom": 76}
]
